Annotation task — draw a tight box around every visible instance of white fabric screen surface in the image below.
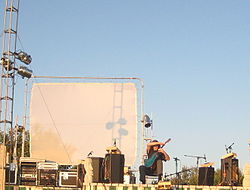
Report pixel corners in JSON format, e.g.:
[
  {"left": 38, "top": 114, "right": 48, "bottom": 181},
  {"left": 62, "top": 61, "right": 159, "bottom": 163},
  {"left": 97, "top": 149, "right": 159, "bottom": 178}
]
[{"left": 30, "top": 83, "right": 138, "bottom": 165}]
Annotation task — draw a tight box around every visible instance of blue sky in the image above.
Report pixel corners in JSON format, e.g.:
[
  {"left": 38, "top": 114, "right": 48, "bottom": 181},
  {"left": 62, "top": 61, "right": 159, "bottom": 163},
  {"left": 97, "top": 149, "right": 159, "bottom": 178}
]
[{"left": 1, "top": 0, "right": 249, "bottom": 174}]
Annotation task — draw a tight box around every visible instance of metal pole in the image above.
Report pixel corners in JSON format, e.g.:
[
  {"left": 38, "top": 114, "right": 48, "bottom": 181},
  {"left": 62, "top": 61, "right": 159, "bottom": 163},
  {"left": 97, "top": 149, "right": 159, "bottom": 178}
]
[
  {"left": 174, "top": 157, "right": 180, "bottom": 187},
  {"left": 184, "top": 154, "right": 206, "bottom": 184},
  {"left": 21, "top": 79, "right": 28, "bottom": 157},
  {"left": 0, "top": 0, "right": 9, "bottom": 145}
]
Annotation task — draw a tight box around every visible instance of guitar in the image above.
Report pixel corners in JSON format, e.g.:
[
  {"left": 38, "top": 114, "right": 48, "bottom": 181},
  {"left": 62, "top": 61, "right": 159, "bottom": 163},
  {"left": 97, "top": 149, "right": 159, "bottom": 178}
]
[{"left": 144, "top": 138, "right": 171, "bottom": 168}]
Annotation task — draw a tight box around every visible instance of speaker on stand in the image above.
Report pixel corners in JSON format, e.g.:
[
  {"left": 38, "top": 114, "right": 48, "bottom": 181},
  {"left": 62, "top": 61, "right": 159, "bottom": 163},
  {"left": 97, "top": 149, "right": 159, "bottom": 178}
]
[
  {"left": 198, "top": 166, "right": 214, "bottom": 186},
  {"left": 220, "top": 153, "right": 239, "bottom": 186}
]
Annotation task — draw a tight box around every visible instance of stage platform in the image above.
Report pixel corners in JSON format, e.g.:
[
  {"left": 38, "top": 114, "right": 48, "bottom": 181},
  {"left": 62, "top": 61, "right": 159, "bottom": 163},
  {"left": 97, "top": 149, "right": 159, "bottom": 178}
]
[{"left": 3, "top": 184, "right": 250, "bottom": 190}]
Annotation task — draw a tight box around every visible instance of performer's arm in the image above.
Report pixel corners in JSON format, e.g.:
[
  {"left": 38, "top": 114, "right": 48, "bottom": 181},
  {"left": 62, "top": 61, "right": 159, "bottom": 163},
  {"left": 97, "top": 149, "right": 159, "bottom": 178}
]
[
  {"left": 147, "top": 141, "right": 165, "bottom": 147},
  {"left": 146, "top": 141, "right": 166, "bottom": 154},
  {"left": 158, "top": 148, "right": 170, "bottom": 161}
]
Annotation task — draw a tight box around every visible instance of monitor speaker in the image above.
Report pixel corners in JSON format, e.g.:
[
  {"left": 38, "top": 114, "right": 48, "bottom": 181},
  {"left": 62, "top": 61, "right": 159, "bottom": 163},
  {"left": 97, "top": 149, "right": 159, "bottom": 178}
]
[
  {"left": 104, "top": 154, "right": 124, "bottom": 183},
  {"left": 198, "top": 167, "right": 214, "bottom": 186},
  {"left": 221, "top": 158, "right": 239, "bottom": 186}
]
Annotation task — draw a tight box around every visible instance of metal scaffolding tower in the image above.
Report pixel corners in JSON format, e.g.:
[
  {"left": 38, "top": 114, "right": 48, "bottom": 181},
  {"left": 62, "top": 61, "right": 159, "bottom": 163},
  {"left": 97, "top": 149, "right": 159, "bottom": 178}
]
[{"left": 0, "top": 0, "right": 20, "bottom": 156}]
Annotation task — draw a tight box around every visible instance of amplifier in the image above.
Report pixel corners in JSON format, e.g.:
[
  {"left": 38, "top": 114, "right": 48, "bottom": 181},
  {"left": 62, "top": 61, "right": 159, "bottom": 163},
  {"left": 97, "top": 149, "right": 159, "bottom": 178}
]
[
  {"left": 37, "top": 162, "right": 58, "bottom": 170},
  {"left": 37, "top": 169, "right": 58, "bottom": 186},
  {"left": 59, "top": 171, "right": 78, "bottom": 187},
  {"left": 20, "top": 161, "right": 37, "bottom": 186},
  {"left": 37, "top": 161, "right": 58, "bottom": 186},
  {"left": 5, "top": 163, "right": 17, "bottom": 185},
  {"left": 58, "top": 164, "right": 85, "bottom": 187}
]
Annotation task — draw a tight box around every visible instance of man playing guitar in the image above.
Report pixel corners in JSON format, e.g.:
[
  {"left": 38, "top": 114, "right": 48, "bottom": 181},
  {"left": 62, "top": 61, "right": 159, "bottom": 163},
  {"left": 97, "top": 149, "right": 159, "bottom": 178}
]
[{"left": 139, "top": 139, "right": 171, "bottom": 184}]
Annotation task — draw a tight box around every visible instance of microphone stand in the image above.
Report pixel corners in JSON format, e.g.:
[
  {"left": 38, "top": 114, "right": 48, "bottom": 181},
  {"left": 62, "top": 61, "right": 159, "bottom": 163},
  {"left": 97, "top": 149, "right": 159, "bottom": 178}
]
[
  {"left": 225, "top": 143, "right": 234, "bottom": 153},
  {"left": 184, "top": 154, "right": 206, "bottom": 184},
  {"left": 174, "top": 157, "right": 180, "bottom": 189}
]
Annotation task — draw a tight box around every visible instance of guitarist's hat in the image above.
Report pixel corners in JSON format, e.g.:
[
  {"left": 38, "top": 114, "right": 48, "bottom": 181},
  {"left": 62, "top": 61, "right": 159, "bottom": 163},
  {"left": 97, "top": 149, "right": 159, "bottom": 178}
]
[{"left": 152, "top": 140, "right": 161, "bottom": 147}]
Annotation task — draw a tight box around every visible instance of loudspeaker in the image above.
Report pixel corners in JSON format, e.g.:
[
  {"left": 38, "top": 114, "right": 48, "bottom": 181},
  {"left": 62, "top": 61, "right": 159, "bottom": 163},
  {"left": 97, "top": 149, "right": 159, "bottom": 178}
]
[
  {"left": 221, "top": 158, "right": 239, "bottom": 186},
  {"left": 91, "top": 157, "right": 104, "bottom": 183},
  {"left": 104, "top": 154, "right": 124, "bottom": 183},
  {"left": 198, "top": 167, "right": 214, "bottom": 186}
]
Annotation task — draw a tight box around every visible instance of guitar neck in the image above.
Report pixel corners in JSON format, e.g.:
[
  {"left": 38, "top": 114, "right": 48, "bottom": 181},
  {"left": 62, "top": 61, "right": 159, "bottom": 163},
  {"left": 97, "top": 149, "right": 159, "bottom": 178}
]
[{"left": 161, "top": 138, "right": 171, "bottom": 148}]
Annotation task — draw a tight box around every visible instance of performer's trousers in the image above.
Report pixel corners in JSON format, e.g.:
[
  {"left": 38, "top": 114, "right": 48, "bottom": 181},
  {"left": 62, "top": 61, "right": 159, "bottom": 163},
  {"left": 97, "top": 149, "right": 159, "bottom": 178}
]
[{"left": 139, "top": 160, "right": 163, "bottom": 184}]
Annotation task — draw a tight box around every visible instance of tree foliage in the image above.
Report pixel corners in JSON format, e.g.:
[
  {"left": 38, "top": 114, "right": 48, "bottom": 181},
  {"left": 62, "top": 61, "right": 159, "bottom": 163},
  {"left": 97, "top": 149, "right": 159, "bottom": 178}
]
[
  {"left": 0, "top": 130, "right": 30, "bottom": 158},
  {"left": 214, "top": 168, "right": 221, "bottom": 185},
  {"left": 169, "top": 165, "right": 244, "bottom": 186},
  {"left": 169, "top": 166, "right": 198, "bottom": 185}
]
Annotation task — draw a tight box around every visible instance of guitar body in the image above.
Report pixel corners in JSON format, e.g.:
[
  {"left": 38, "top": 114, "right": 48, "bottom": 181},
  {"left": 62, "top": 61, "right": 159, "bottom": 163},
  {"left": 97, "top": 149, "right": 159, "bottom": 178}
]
[{"left": 144, "top": 152, "right": 159, "bottom": 167}]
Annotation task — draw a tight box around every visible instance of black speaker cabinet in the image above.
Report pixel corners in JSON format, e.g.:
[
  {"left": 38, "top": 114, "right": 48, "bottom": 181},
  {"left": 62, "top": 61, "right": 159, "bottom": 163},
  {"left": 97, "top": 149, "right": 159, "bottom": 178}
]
[
  {"left": 104, "top": 154, "right": 124, "bottom": 183},
  {"left": 221, "top": 158, "right": 239, "bottom": 186},
  {"left": 90, "top": 157, "right": 104, "bottom": 183},
  {"left": 198, "top": 167, "right": 214, "bottom": 186}
]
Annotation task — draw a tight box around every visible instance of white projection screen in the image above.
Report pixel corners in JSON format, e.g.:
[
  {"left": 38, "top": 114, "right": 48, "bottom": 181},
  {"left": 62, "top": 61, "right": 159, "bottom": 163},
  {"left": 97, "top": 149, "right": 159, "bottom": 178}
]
[{"left": 30, "top": 83, "right": 138, "bottom": 166}]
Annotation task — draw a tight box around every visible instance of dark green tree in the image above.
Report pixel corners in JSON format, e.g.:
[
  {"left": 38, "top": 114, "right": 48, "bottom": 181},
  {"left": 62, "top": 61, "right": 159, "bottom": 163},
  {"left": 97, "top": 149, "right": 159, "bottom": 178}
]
[
  {"left": 214, "top": 168, "right": 221, "bottom": 185},
  {"left": 170, "top": 166, "right": 198, "bottom": 185},
  {"left": 16, "top": 130, "right": 30, "bottom": 157},
  {"left": 170, "top": 166, "right": 244, "bottom": 186},
  {"left": 0, "top": 129, "right": 30, "bottom": 158}
]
